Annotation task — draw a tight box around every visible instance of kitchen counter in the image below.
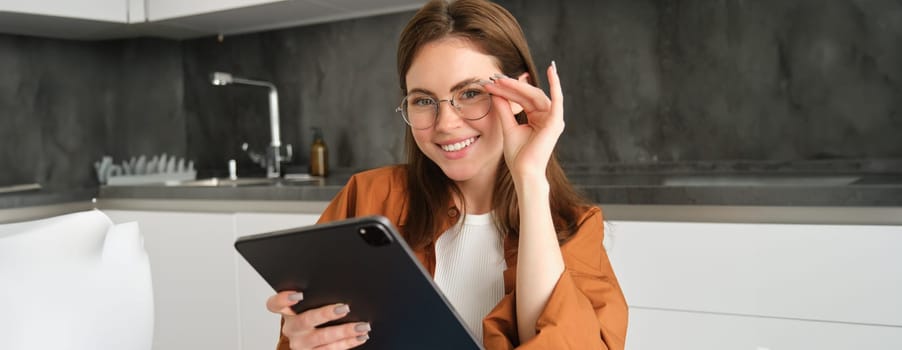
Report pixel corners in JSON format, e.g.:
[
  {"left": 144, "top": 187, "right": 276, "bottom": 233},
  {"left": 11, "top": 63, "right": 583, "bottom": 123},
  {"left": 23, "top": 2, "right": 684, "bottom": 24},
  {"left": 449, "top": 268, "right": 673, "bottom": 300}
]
[
  {"left": 0, "top": 187, "right": 97, "bottom": 209},
  {"left": 4, "top": 184, "right": 901, "bottom": 225},
  {"left": 3, "top": 160, "right": 902, "bottom": 224},
  {"left": 93, "top": 174, "right": 902, "bottom": 206},
  {"left": 0, "top": 188, "right": 97, "bottom": 223},
  {"left": 95, "top": 159, "right": 902, "bottom": 206}
]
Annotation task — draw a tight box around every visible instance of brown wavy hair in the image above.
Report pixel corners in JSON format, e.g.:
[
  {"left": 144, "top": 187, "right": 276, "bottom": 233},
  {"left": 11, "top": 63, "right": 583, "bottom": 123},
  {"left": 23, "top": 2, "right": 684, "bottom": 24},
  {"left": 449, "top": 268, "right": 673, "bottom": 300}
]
[{"left": 398, "top": 0, "right": 590, "bottom": 253}]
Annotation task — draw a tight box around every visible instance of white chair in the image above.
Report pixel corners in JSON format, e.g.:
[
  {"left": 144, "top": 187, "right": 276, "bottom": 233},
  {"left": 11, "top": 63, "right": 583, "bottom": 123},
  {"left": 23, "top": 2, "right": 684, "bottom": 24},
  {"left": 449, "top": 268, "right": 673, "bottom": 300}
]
[{"left": 0, "top": 210, "right": 154, "bottom": 350}]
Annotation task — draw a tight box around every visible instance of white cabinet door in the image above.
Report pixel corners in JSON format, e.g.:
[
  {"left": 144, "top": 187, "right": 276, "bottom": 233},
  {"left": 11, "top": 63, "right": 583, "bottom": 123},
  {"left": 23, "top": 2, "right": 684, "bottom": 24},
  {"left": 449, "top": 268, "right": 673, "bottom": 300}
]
[
  {"left": 234, "top": 212, "right": 321, "bottom": 350},
  {"left": 146, "top": 0, "right": 284, "bottom": 21},
  {"left": 0, "top": 0, "right": 127, "bottom": 22},
  {"left": 626, "top": 307, "right": 902, "bottom": 350},
  {"left": 606, "top": 221, "right": 902, "bottom": 326},
  {"left": 106, "top": 210, "right": 240, "bottom": 350}
]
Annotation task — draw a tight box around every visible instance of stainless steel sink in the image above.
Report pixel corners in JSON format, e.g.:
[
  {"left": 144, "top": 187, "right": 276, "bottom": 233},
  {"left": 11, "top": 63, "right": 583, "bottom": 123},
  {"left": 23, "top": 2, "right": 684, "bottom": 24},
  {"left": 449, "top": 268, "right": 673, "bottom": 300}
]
[
  {"left": 168, "top": 177, "right": 324, "bottom": 187},
  {"left": 173, "top": 178, "right": 273, "bottom": 187}
]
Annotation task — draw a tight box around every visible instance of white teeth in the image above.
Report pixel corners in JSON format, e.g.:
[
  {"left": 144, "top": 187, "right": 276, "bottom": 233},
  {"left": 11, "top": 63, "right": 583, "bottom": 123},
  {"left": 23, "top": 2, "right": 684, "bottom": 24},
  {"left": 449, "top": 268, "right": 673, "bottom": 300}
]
[{"left": 440, "top": 137, "right": 477, "bottom": 152}]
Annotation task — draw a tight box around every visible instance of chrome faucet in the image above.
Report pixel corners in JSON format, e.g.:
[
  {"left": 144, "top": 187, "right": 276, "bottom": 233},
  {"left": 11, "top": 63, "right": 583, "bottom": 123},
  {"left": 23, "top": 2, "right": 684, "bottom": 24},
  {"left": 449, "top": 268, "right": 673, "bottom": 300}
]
[{"left": 211, "top": 72, "right": 292, "bottom": 178}]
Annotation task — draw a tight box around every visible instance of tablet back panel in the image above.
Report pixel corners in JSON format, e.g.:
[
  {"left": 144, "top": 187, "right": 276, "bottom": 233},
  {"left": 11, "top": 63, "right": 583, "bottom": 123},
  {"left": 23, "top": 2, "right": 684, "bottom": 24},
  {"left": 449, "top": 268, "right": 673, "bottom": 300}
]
[{"left": 235, "top": 215, "right": 483, "bottom": 350}]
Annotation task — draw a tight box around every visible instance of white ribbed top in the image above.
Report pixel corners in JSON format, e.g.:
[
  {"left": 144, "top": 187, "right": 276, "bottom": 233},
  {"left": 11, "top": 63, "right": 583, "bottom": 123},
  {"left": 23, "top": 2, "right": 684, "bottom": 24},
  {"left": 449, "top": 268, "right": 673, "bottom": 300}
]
[{"left": 433, "top": 212, "right": 506, "bottom": 341}]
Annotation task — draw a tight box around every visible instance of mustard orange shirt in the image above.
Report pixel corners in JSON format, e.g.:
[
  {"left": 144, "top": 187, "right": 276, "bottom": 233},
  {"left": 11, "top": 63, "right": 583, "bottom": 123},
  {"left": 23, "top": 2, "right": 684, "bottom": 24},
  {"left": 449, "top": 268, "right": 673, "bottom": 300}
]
[{"left": 277, "top": 165, "right": 628, "bottom": 350}]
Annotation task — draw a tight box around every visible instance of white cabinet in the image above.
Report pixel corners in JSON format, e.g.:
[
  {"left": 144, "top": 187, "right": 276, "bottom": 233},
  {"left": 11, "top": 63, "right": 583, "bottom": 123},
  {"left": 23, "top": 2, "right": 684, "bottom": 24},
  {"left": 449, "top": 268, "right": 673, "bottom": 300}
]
[
  {"left": 142, "top": 0, "right": 426, "bottom": 39},
  {"left": 105, "top": 209, "right": 320, "bottom": 350},
  {"left": 0, "top": 0, "right": 427, "bottom": 39},
  {"left": 627, "top": 307, "right": 902, "bottom": 350},
  {"left": 0, "top": 0, "right": 286, "bottom": 23},
  {"left": 0, "top": 0, "right": 128, "bottom": 22},
  {"left": 105, "top": 210, "right": 240, "bottom": 350},
  {"left": 127, "top": 0, "right": 145, "bottom": 23},
  {"left": 606, "top": 220, "right": 902, "bottom": 349},
  {"left": 102, "top": 208, "right": 902, "bottom": 350},
  {"left": 234, "top": 212, "right": 320, "bottom": 350},
  {"left": 145, "top": 0, "right": 283, "bottom": 22}
]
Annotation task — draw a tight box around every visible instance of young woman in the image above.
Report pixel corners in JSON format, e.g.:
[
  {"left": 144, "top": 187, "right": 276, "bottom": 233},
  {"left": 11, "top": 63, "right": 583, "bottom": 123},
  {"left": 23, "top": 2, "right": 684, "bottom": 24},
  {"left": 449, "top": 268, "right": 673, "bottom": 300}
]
[{"left": 266, "top": 0, "right": 628, "bottom": 349}]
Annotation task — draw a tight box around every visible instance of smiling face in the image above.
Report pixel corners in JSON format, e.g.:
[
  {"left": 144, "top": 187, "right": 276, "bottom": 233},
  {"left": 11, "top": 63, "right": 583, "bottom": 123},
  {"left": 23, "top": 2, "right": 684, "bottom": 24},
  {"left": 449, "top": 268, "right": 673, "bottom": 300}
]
[{"left": 405, "top": 37, "right": 505, "bottom": 185}]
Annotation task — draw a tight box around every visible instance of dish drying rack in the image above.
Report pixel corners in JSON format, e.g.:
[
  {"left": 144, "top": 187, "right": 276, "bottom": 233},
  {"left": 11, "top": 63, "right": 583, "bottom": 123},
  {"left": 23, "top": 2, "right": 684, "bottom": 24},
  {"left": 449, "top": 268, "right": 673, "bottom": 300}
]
[{"left": 96, "top": 154, "right": 196, "bottom": 186}]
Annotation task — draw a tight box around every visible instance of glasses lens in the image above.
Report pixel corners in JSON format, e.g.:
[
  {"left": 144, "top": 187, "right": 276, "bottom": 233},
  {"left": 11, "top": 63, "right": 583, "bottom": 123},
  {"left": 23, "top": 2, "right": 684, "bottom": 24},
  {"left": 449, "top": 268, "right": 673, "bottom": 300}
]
[
  {"left": 399, "top": 84, "right": 492, "bottom": 129},
  {"left": 402, "top": 93, "right": 436, "bottom": 129},
  {"left": 455, "top": 84, "right": 492, "bottom": 120}
]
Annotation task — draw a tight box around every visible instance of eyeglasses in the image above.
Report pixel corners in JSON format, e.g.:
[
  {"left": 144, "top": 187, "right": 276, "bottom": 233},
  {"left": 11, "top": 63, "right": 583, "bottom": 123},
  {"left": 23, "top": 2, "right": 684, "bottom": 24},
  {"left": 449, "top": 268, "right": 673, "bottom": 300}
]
[{"left": 396, "top": 82, "right": 493, "bottom": 130}]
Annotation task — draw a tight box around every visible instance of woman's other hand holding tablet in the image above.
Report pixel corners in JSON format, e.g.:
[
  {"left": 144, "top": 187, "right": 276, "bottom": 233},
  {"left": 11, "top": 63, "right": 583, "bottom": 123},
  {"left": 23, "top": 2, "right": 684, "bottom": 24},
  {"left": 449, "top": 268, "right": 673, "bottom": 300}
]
[{"left": 267, "top": 290, "right": 371, "bottom": 349}]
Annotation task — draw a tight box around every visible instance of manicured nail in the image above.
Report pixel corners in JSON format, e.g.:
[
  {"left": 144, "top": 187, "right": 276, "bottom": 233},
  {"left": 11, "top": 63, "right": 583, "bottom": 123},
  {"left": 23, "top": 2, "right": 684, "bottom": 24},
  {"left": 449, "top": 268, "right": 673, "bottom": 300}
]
[
  {"left": 357, "top": 334, "right": 370, "bottom": 342},
  {"left": 288, "top": 292, "right": 304, "bottom": 302},
  {"left": 552, "top": 60, "right": 557, "bottom": 73},
  {"left": 334, "top": 304, "right": 350, "bottom": 315},
  {"left": 492, "top": 73, "right": 510, "bottom": 80},
  {"left": 476, "top": 79, "right": 493, "bottom": 86},
  {"left": 355, "top": 322, "right": 372, "bottom": 332}
]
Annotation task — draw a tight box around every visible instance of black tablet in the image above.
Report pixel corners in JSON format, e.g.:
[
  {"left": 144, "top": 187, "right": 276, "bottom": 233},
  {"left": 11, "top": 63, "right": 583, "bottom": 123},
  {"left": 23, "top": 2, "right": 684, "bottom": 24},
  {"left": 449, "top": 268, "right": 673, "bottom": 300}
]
[{"left": 234, "top": 215, "right": 484, "bottom": 350}]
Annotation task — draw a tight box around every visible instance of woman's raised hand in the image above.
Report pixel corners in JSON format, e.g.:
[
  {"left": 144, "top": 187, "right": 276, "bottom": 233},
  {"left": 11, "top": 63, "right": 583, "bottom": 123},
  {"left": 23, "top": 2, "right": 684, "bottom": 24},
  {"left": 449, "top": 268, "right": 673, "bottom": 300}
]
[
  {"left": 266, "top": 291, "right": 370, "bottom": 350},
  {"left": 484, "top": 62, "right": 564, "bottom": 184}
]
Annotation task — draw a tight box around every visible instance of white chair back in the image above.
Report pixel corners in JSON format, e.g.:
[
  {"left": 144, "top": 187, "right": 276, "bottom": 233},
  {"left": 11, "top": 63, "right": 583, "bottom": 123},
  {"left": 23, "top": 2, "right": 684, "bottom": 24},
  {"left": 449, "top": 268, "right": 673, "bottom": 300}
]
[{"left": 0, "top": 210, "right": 154, "bottom": 350}]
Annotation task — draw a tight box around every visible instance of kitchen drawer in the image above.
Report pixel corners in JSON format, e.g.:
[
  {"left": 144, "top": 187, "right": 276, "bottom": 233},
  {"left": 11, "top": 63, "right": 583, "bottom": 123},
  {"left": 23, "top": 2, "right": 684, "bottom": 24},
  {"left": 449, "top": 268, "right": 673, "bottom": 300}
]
[
  {"left": 626, "top": 307, "right": 902, "bottom": 350},
  {"left": 606, "top": 221, "right": 902, "bottom": 326}
]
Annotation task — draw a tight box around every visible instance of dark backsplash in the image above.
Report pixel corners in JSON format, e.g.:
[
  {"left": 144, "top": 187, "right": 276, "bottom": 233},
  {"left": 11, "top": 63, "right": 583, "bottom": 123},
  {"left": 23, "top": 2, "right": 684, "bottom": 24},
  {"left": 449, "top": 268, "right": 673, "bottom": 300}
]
[
  {"left": 2, "top": 0, "right": 900, "bottom": 190},
  {"left": 0, "top": 36, "right": 185, "bottom": 190}
]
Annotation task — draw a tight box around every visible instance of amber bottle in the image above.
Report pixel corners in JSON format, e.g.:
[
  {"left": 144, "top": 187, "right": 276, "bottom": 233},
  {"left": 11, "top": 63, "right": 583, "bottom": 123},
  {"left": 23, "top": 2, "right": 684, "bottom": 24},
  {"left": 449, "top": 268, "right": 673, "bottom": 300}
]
[{"left": 310, "top": 127, "right": 328, "bottom": 177}]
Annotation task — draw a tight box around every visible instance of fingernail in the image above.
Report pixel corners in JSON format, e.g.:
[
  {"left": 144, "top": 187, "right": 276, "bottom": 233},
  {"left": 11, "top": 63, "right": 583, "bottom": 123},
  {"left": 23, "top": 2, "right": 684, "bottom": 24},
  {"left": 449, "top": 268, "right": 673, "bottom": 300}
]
[
  {"left": 492, "top": 73, "right": 510, "bottom": 80},
  {"left": 288, "top": 292, "right": 304, "bottom": 302},
  {"left": 355, "top": 322, "right": 371, "bottom": 332},
  {"left": 476, "top": 79, "right": 493, "bottom": 86},
  {"left": 356, "top": 334, "right": 370, "bottom": 342},
  {"left": 334, "top": 304, "right": 350, "bottom": 315},
  {"left": 552, "top": 60, "right": 557, "bottom": 73}
]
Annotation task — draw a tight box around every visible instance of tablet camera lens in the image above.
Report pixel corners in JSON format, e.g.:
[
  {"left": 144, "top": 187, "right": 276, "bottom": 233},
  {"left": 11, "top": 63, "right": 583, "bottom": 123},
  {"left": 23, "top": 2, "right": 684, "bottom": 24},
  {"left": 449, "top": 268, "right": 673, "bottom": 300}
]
[{"left": 358, "top": 225, "right": 392, "bottom": 247}]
